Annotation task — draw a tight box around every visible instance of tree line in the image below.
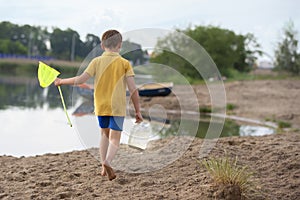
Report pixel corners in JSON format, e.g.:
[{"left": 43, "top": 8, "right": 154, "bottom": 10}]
[
  {"left": 151, "top": 22, "right": 300, "bottom": 78},
  {"left": 0, "top": 21, "right": 146, "bottom": 64},
  {"left": 0, "top": 21, "right": 100, "bottom": 61},
  {"left": 0, "top": 20, "right": 299, "bottom": 76},
  {"left": 151, "top": 26, "right": 262, "bottom": 79}
]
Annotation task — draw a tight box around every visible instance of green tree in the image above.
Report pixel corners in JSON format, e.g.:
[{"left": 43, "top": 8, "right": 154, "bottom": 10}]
[
  {"left": 274, "top": 20, "right": 300, "bottom": 75},
  {"left": 0, "top": 21, "right": 15, "bottom": 39},
  {"left": 121, "top": 40, "right": 145, "bottom": 65},
  {"left": 78, "top": 34, "right": 101, "bottom": 57},
  {"left": 151, "top": 25, "right": 261, "bottom": 79},
  {"left": 0, "top": 39, "right": 27, "bottom": 55},
  {"left": 50, "top": 28, "right": 82, "bottom": 60},
  {"left": 0, "top": 21, "right": 49, "bottom": 56}
]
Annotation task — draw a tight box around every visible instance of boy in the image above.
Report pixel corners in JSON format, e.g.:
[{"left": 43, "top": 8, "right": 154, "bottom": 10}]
[{"left": 55, "top": 29, "right": 143, "bottom": 181}]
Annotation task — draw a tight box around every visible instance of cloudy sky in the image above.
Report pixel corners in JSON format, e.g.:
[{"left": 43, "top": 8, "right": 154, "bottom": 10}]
[{"left": 0, "top": 0, "right": 299, "bottom": 60}]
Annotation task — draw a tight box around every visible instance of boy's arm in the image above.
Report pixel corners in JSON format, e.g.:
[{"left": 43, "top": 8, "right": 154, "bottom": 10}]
[
  {"left": 55, "top": 72, "right": 91, "bottom": 86},
  {"left": 126, "top": 76, "right": 143, "bottom": 123}
]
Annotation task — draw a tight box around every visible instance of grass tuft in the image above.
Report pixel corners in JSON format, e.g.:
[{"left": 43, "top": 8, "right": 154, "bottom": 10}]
[
  {"left": 277, "top": 121, "right": 291, "bottom": 129},
  {"left": 226, "top": 103, "right": 237, "bottom": 111},
  {"left": 201, "top": 154, "right": 254, "bottom": 197},
  {"left": 199, "top": 106, "right": 212, "bottom": 113}
]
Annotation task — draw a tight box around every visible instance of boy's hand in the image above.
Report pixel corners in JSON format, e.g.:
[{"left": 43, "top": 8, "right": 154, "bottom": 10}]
[
  {"left": 78, "top": 83, "right": 93, "bottom": 89},
  {"left": 54, "top": 78, "right": 62, "bottom": 86},
  {"left": 135, "top": 112, "right": 143, "bottom": 123}
]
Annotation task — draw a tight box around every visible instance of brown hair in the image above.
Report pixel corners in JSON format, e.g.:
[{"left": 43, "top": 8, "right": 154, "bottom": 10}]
[{"left": 101, "top": 30, "right": 122, "bottom": 49}]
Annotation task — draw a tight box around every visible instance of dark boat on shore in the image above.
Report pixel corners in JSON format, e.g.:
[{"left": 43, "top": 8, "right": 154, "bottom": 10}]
[
  {"left": 75, "top": 82, "right": 173, "bottom": 99},
  {"left": 137, "top": 82, "right": 173, "bottom": 97}
]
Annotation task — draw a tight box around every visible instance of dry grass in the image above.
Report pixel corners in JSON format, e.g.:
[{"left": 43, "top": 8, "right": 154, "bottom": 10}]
[{"left": 201, "top": 154, "right": 255, "bottom": 198}]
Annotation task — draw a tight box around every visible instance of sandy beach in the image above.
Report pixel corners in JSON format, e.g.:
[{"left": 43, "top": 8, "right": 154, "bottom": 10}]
[
  {"left": 0, "top": 132, "right": 299, "bottom": 199},
  {"left": 1, "top": 79, "right": 300, "bottom": 199}
]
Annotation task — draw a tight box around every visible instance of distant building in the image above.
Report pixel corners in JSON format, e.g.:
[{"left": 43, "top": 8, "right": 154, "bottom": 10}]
[{"left": 258, "top": 60, "right": 274, "bottom": 69}]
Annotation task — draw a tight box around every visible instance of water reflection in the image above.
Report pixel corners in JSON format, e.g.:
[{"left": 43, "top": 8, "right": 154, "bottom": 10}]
[
  {"left": 240, "top": 125, "right": 274, "bottom": 136},
  {"left": 0, "top": 74, "right": 275, "bottom": 157},
  {"left": 0, "top": 76, "right": 73, "bottom": 109},
  {"left": 0, "top": 74, "right": 81, "bottom": 157},
  {"left": 0, "top": 107, "right": 83, "bottom": 157}
]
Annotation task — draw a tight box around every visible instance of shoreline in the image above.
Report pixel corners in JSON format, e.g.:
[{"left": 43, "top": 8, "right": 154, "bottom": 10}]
[
  {"left": 0, "top": 58, "right": 82, "bottom": 68},
  {"left": 139, "top": 79, "right": 300, "bottom": 129}
]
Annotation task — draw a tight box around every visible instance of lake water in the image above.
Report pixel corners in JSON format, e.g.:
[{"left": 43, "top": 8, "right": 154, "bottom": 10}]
[{"left": 0, "top": 72, "right": 275, "bottom": 157}]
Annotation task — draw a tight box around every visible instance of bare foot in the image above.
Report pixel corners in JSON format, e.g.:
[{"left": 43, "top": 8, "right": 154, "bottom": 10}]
[
  {"left": 103, "top": 164, "right": 116, "bottom": 181},
  {"left": 101, "top": 164, "right": 107, "bottom": 176}
]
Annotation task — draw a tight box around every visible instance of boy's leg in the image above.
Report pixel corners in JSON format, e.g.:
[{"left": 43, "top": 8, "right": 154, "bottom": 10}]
[
  {"left": 100, "top": 128, "right": 110, "bottom": 176},
  {"left": 102, "top": 116, "right": 123, "bottom": 180},
  {"left": 102, "top": 130, "right": 121, "bottom": 180},
  {"left": 104, "top": 116, "right": 123, "bottom": 166},
  {"left": 105, "top": 129, "right": 121, "bottom": 166}
]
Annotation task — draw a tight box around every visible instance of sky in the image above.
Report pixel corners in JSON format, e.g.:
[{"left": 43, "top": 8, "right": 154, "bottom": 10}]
[{"left": 0, "top": 0, "right": 299, "bottom": 61}]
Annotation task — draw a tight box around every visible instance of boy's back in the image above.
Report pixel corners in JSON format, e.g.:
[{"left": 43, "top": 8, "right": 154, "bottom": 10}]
[{"left": 85, "top": 51, "right": 134, "bottom": 116}]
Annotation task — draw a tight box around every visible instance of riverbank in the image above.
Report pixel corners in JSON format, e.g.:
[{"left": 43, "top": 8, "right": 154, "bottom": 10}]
[
  {"left": 0, "top": 58, "right": 81, "bottom": 68},
  {"left": 140, "top": 79, "right": 300, "bottom": 128}
]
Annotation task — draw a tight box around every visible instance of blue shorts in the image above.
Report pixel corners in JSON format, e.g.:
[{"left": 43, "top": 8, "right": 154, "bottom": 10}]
[{"left": 97, "top": 116, "right": 124, "bottom": 131}]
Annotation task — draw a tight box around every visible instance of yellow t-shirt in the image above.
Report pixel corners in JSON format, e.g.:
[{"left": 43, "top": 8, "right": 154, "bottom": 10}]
[{"left": 84, "top": 52, "right": 134, "bottom": 116}]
